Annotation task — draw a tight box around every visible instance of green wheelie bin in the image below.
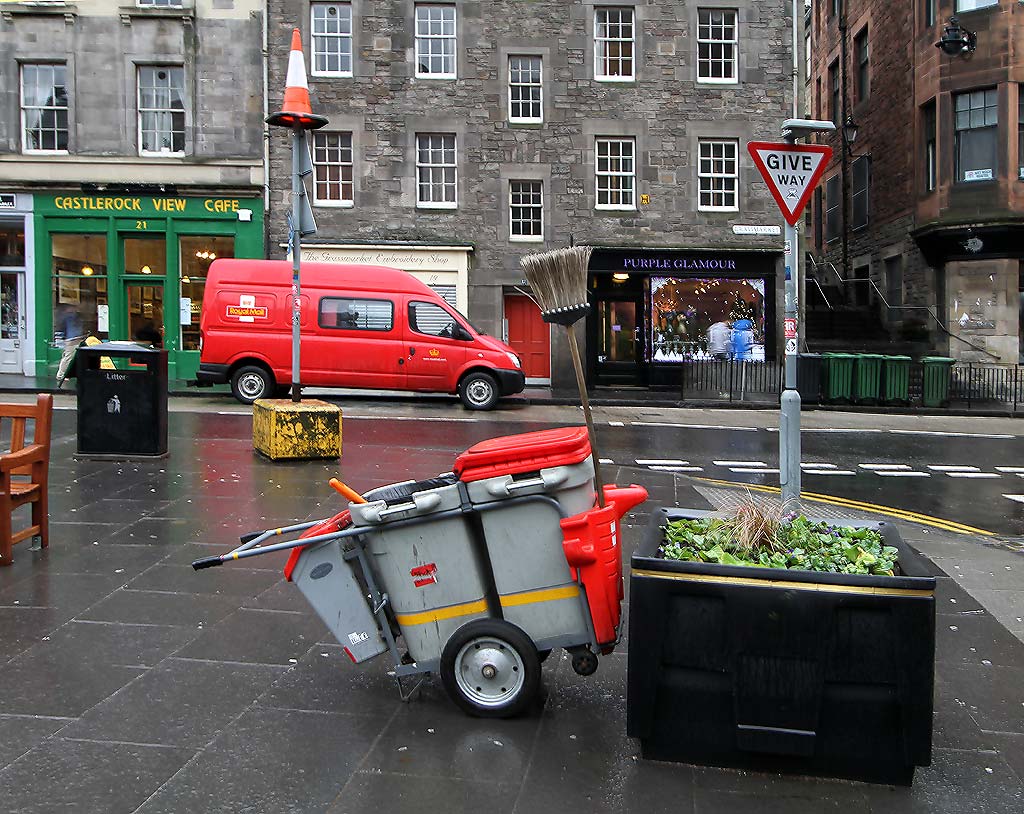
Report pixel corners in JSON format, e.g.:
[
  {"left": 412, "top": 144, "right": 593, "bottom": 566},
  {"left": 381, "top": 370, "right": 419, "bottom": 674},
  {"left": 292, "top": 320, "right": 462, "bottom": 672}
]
[
  {"left": 854, "top": 354, "right": 884, "bottom": 404},
  {"left": 881, "top": 355, "right": 911, "bottom": 405},
  {"left": 822, "top": 352, "right": 855, "bottom": 403},
  {"left": 921, "top": 356, "right": 956, "bottom": 407}
]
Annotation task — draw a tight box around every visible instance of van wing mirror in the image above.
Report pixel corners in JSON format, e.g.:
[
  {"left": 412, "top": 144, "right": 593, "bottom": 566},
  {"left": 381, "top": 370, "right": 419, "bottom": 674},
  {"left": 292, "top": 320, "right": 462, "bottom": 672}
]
[{"left": 455, "top": 324, "right": 473, "bottom": 342}]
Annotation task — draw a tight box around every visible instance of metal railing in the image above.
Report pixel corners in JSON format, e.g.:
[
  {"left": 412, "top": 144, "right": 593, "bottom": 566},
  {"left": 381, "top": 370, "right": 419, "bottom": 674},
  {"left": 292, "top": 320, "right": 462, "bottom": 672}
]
[{"left": 675, "top": 358, "right": 1022, "bottom": 412}]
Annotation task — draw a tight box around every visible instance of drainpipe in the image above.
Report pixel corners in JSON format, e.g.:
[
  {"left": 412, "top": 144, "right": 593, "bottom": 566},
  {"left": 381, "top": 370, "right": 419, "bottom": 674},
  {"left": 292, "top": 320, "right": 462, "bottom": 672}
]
[
  {"left": 840, "top": 3, "right": 850, "bottom": 300},
  {"left": 792, "top": 0, "right": 799, "bottom": 119},
  {"left": 262, "top": 0, "right": 271, "bottom": 257}
]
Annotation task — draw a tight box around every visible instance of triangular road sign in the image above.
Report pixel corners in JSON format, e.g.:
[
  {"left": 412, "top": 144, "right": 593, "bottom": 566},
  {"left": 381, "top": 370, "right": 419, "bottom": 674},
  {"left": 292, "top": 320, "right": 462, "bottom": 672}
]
[{"left": 747, "top": 141, "right": 833, "bottom": 226}]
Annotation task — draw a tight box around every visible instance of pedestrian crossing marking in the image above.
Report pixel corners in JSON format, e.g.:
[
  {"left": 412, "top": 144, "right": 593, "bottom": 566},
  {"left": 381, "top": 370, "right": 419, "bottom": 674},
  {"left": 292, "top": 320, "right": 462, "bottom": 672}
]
[
  {"left": 927, "top": 465, "right": 979, "bottom": 472},
  {"left": 875, "top": 471, "right": 930, "bottom": 477},
  {"left": 713, "top": 460, "right": 766, "bottom": 467},
  {"left": 859, "top": 464, "right": 912, "bottom": 470},
  {"left": 1004, "top": 495, "right": 1024, "bottom": 504},
  {"left": 947, "top": 473, "right": 1001, "bottom": 479}
]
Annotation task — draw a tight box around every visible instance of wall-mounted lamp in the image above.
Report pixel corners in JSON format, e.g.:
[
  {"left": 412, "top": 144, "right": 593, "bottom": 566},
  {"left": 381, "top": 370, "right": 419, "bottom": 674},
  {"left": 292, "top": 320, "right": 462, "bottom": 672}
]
[
  {"left": 842, "top": 115, "right": 859, "bottom": 146},
  {"left": 935, "top": 17, "right": 977, "bottom": 57}
]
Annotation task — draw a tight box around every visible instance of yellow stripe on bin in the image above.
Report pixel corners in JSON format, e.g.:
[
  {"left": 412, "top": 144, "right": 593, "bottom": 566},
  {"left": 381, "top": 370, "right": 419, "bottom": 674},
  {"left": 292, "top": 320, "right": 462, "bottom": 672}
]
[
  {"left": 394, "top": 585, "right": 582, "bottom": 628},
  {"left": 500, "top": 585, "right": 581, "bottom": 608},
  {"left": 631, "top": 568, "right": 934, "bottom": 597}
]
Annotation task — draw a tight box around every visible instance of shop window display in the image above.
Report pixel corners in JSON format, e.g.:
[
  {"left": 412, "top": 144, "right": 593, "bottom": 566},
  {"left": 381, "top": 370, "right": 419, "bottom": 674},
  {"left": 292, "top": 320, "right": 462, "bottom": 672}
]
[
  {"left": 51, "top": 234, "right": 108, "bottom": 343},
  {"left": 179, "top": 236, "right": 233, "bottom": 351},
  {"left": 650, "top": 277, "right": 765, "bottom": 362}
]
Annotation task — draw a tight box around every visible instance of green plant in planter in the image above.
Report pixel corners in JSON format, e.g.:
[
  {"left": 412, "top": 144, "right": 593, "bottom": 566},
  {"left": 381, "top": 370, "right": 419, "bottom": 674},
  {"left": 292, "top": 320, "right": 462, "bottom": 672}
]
[{"left": 661, "top": 499, "right": 899, "bottom": 576}]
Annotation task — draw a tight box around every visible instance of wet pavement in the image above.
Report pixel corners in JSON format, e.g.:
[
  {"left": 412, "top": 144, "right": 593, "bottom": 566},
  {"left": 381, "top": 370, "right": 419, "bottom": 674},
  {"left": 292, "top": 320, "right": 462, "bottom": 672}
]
[{"left": 0, "top": 408, "right": 1022, "bottom": 812}]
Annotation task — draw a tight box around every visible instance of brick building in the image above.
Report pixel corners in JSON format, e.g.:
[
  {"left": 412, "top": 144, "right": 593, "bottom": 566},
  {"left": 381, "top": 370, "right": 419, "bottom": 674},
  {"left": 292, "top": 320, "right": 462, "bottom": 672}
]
[
  {"left": 0, "top": 1, "right": 266, "bottom": 381},
  {"left": 268, "top": 1, "right": 796, "bottom": 390},
  {"left": 808, "top": 0, "right": 1023, "bottom": 364}
]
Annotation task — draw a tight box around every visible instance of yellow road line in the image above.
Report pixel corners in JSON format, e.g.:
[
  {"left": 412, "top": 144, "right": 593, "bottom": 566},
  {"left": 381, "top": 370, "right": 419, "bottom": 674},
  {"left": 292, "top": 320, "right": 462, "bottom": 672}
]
[
  {"left": 693, "top": 476, "right": 995, "bottom": 536},
  {"left": 631, "top": 568, "right": 934, "bottom": 597},
  {"left": 395, "top": 585, "right": 581, "bottom": 627}
]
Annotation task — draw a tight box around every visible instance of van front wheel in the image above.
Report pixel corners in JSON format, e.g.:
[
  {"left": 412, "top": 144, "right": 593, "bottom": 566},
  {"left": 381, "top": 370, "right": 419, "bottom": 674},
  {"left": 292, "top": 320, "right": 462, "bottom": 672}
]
[
  {"left": 459, "top": 372, "right": 499, "bottom": 410},
  {"left": 231, "top": 365, "right": 273, "bottom": 404}
]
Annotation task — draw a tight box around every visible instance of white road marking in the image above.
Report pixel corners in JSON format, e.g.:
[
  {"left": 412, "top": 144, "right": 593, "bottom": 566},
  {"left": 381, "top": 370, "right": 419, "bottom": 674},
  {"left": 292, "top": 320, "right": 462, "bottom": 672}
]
[
  {"left": 996, "top": 467, "right": 1024, "bottom": 473},
  {"left": 631, "top": 421, "right": 757, "bottom": 431},
  {"left": 802, "top": 428, "right": 884, "bottom": 433},
  {"left": 801, "top": 462, "right": 837, "bottom": 469},
  {"left": 636, "top": 459, "right": 688, "bottom": 466},
  {"left": 946, "top": 472, "right": 1001, "bottom": 479},
  {"left": 859, "top": 464, "right": 912, "bottom": 470},
  {"left": 890, "top": 430, "right": 1014, "bottom": 439},
  {"left": 927, "top": 465, "right": 980, "bottom": 472},
  {"left": 802, "top": 470, "right": 856, "bottom": 476},
  {"left": 217, "top": 411, "right": 251, "bottom": 415},
  {"left": 599, "top": 458, "right": 615, "bottom": 465},
  {"left": 714, "top": 460, "right": 766, "bottom": 467},
  {"left": 1004, "top": 495, "right": 1024, "bottom": 504},
  {"left": 345, "top": 414, "right": 478, "bottom": 422},
  {"left": 730, "top": 468, "right": 780, "bottom": 474},
  {"left": 608, "top": 421, "right": 625, "bottom": 427},
  {"left": 875, "top": 471, "right": 930, "bottom": 477},
  {"left": 649, "top": 466, "right": 704, "bottom": 472}
]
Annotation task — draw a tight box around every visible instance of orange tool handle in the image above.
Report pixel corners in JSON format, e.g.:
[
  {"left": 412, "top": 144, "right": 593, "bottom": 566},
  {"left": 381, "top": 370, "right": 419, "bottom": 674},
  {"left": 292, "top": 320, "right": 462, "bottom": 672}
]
[{"left": 329, "top": 478, "right": 367, "bottom": 504}]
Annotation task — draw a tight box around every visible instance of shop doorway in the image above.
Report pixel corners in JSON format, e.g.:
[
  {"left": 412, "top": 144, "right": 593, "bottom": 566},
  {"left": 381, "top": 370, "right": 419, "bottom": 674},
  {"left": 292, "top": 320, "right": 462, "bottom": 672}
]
[
  {"left": 503, "top": 294, "right": 550, "bottom": 382},
  {"left": 594, "top": 297, "right": 644, "bottom": 386},
  {"left": 125, "top": 282, "right": 164, "bottom": 346},
  {"left": 0, "top": 272, "right": 24, "bottom": 374}
]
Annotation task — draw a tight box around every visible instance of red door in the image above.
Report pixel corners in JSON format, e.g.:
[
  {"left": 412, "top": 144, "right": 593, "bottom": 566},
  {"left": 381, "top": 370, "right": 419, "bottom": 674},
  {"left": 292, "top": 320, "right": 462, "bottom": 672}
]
[{"left": 504, "top": 295, "right": 550, "bottom": 380}]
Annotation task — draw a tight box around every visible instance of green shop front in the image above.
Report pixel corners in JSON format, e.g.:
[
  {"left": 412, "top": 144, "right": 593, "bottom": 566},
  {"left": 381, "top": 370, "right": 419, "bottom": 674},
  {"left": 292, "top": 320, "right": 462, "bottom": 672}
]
[{"left": 34, "top": 193, "right": 264, "bottom": 382}]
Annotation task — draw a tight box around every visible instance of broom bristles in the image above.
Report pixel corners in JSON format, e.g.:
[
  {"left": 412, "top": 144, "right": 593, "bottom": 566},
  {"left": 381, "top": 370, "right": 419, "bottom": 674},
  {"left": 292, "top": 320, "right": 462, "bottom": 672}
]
[{"left": 520, "top": 246, "right": 593, "bottom": 314}]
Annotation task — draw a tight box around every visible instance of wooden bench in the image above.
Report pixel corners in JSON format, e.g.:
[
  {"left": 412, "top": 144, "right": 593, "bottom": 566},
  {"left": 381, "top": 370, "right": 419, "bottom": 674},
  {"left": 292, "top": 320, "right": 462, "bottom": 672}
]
[{"left": 0, "top": 394, "right": 53, "bottom": 566}]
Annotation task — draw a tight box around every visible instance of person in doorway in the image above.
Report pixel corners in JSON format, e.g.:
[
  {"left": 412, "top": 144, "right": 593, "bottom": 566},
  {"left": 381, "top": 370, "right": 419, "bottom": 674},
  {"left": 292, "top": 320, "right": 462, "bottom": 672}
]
[
  {"left": 134, "top": 321, "right": 162, "bottom": 347},
  {"left": 707, "top": 320, "right": 733, "bottom": 361}
]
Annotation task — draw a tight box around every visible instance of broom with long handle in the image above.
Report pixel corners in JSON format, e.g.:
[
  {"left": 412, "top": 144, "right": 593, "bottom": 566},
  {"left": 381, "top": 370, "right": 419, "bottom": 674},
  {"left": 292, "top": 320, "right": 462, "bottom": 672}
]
[{"left": 521, "top": 247, "right": 605, "bottom": 508}]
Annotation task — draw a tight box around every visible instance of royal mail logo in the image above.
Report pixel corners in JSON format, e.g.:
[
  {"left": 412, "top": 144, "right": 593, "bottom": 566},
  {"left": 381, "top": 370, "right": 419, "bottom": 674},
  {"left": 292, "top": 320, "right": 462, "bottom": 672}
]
[
  {"left": 226, "top": 295, "right": 267, "bottom": 322},
  {"left": 428, "top": 348, "right": 441, "bottom": 358}
]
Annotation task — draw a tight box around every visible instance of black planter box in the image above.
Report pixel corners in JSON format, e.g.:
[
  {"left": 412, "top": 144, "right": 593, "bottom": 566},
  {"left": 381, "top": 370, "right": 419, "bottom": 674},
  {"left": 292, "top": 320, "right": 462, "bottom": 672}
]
[{"left": 627, "top": 508, "right": 936, "bottom": 785}]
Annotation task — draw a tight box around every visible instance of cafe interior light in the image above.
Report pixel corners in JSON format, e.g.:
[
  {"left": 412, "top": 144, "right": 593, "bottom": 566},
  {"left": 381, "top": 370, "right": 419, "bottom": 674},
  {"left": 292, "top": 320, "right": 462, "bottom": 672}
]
[
  {"left": 81, "top": 265, "right": 94, "bottom": 276},
  {"left": 181, "top": 275, "right": 191, "bottom": 284},
  {"left": 612, "top": 273, "right": 630, "bottom": 282},
  {"left": 141, "top": 265, "right": 153, "bottom": 274},
  {"left": 195, "top": 250, "right": 217, "bottom": 261}
]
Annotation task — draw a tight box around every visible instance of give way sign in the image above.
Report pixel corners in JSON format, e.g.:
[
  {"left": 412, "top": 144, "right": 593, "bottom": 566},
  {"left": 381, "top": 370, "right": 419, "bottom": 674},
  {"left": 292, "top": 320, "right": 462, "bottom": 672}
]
[{"left": 747, "top": 142, "right": 833, "bottom": 226}]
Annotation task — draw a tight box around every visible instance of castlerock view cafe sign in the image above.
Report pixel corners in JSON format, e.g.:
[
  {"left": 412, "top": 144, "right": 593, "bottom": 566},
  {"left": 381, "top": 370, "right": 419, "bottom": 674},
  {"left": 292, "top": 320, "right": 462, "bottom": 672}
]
[{"left": 43, "top": 195, "right": 256, "bottom": 217}]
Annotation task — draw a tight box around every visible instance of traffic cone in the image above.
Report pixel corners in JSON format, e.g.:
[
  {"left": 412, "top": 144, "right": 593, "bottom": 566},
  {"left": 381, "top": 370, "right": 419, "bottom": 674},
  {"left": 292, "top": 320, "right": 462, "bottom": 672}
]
[{"left": 267, "top": 28, "right": 328, "bottom": 129}]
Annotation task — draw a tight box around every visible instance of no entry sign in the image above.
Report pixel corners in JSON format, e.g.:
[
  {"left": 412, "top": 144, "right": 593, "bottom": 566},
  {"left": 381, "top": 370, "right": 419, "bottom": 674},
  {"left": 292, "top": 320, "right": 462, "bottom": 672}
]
[{"left": 747, "top": 142, "right": 832, "bottom": 226}]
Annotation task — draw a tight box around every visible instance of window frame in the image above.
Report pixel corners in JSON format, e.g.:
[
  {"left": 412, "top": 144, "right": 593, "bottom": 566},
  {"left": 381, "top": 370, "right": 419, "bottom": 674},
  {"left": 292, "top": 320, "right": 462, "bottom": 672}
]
[
  {"left": 697, "top": 138, "right": 740, "bottom": 213},
  {"left": 508, "top": 55, "right": 543, "bottom": 124},
  {"left": 311, "top": 131, "right": 355, "bottom": 208},
  {"left": 923, "top": 100, "right": 937, "bottom": 193},
  {"left": 854, "top": 27, "right": 869, "bottom": 104},
  {"left": 594, "top": 6, "right": 635, "bottom": 82},
  {"left": 137, "top": 65, "right": 187, "bottom": 158},
  {"left": 824, "top": 174, "right": 841, "bottom": 242},
  {"left": 955, "top": 1, "right": 998, "bottom": 12},
  {"left": 953, "top": 88, "right": 998, "bottom": 183},
  {"left": 851, "top": 154, "right": 871, "bottom": 231},
  {"left": 318, "top": 296, "right": 395, "bottom": 332},
  {"left": 415, "top": 132, "right": 458, "bottom": 209},
  {"left": 509, "top": 179, "right": 544, "bottom": 242},
  {"left": 594, "top": 136, "right": 637, "bottom": 211},
  {"left": 924, "top": 0, "right": 936, "bottom": 28},
  {"left": 310, "top": 3, "right": 354, "bottom": 78},
  {"left": 20, "top": 63, "right": 69, "bottom": 155},
  {"left": 829, "top": 59, "right": 840, "bottom": 125},
  {"left": 414, "top": 4, "right": 457, "bottom": 80},
  {"left": 696, "top": 7, "right": 739, "bottom": 86},
  {"left": 1018, "top": 88, "right": 1024, "bottom": 180},
  {"left": 408, "top": 300, "right": 462, "bottom": 339}
]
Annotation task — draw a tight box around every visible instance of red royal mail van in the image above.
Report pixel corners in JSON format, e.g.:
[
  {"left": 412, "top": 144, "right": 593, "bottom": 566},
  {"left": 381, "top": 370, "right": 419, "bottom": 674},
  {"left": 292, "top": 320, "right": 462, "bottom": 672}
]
[{"left": 196, "top": 259, "right": 525, "bottom": 409}]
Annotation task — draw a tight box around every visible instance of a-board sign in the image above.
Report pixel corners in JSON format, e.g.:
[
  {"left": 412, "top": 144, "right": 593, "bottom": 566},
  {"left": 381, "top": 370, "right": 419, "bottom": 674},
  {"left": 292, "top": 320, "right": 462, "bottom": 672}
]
[{"left": 747, "top": 142, "right": 832, "bottom": 226}]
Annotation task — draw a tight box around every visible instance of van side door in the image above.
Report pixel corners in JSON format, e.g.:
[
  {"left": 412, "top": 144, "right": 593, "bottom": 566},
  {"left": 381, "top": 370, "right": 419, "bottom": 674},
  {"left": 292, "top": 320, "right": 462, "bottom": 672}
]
[
  {"left": 309, "top": 294, "right": 404, "bottom": 388},
  {"left": 403, "top": 299, "right": 469, "bottom": 391}
]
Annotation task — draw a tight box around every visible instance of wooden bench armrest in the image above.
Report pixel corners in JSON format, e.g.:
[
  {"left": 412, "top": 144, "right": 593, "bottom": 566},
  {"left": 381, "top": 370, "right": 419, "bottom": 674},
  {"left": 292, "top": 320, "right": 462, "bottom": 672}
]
[{"left": 0, "top": 444, "right": 47, "bottom": 472}]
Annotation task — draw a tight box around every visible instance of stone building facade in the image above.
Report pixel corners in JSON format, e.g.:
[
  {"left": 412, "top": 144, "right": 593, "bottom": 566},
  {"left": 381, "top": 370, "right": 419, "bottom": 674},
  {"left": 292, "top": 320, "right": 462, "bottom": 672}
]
[
  {"left": 0, "top": 1, "right": 266, "bottom": 380},
  {"left": 268, "top": 0, "right": 795, "bottom": 389},
  {"left": 808, "top": 0, "right": 1023, "bottom": 364}
]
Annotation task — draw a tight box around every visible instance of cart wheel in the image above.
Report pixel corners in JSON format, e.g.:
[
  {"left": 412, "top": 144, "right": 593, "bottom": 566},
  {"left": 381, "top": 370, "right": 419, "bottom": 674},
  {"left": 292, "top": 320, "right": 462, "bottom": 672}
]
[{"left": 441, "top": 619, "right": 540, "bottom": 718}]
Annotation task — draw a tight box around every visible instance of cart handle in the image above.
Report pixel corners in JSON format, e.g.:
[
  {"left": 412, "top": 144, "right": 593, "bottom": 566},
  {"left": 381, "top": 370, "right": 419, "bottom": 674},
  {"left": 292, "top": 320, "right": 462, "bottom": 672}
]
[
  {"left": 329, "top": 478, "right": 367, "bottom": 504},
  {"left": 192, "top": 556, "right": 223, "bottom": 570}
]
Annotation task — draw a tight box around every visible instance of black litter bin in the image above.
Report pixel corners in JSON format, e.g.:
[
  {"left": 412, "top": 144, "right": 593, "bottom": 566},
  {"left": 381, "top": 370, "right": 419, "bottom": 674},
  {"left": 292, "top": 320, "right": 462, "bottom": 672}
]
[
  {"left": 797, "top": 354, "right": 823, "bottom": 404},
  {"left": 76, "top": 342, "right": 168, "bottom": 457}
]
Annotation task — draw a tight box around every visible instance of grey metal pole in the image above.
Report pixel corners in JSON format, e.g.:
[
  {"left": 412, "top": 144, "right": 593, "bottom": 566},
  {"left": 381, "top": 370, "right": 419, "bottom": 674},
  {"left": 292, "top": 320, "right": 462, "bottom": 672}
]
[
  {"left": 290, "top": 127, "right": 303, "bottom": 403},
  {"left": 779, "top": 133, "right": 801, "bottom": 509}
]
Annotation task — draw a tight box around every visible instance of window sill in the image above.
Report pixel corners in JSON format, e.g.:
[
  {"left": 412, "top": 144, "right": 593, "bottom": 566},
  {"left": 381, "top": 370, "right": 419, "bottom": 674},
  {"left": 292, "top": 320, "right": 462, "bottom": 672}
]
[
  {"left": 138, "top": 152, "right": 188, "bottom": 159},
  {"left": 22, "top": 149, "right": 69, "bottom": 157},
  {"left": 696, "top": 78, "right": 739, "bottom": 86},
  {"left": 311, "top": 72, "right": 354, "bottom": 80},
  {"left": 417, "top": 203, "right": 458, "bottom": 210},
  {"left": 414, "top": 73, "right": 457, "bottom": 81},
  {"left": 1, "top": 3, "right": 77, "bottom": 21},
  {"left": 594, "top": 76, "right": 636, "bottom": 84},
  {"left": 596, "top": 205, "right": 637, "bottom": 212},
  {"left": 313, "top": 200, "right": 354, "bottom": 208},
  {"left": 508, "top": 119, "right": 544, "bottom": 127},
  {"left": 698, "top": 207, "right": 739, "bottom": 214},
  {"left": 118, "top": 6, "right": 194, "bottom": 24},
  {"left": 509, "top": 235, "right": 544, "bottom": 243}
]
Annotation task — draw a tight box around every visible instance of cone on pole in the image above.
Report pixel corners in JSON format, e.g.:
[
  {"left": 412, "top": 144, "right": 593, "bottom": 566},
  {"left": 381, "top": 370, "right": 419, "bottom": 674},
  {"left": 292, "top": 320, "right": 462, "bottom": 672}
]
[{"left": 267, "top": 28, "right": 328, "bottom": 130}]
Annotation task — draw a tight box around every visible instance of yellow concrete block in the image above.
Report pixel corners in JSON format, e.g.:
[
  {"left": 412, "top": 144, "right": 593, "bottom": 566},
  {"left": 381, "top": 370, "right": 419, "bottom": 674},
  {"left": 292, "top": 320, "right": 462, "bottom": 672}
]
[{"left": 252, "top": 399, "right": 342, "bottom": 461}]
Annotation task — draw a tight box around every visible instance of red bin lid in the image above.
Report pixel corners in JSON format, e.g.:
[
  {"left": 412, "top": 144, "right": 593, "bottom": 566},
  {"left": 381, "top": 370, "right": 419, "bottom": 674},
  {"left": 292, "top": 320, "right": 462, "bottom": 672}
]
[{"left": 454, "top": 427, "right": 592, "bottom": 482}]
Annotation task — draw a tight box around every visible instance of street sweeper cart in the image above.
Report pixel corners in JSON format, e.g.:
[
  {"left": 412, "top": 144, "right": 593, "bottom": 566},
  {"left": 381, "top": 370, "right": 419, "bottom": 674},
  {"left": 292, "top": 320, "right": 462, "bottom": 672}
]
[{"left": 193, "top": 427, "right": 647, "bottom": 717}]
